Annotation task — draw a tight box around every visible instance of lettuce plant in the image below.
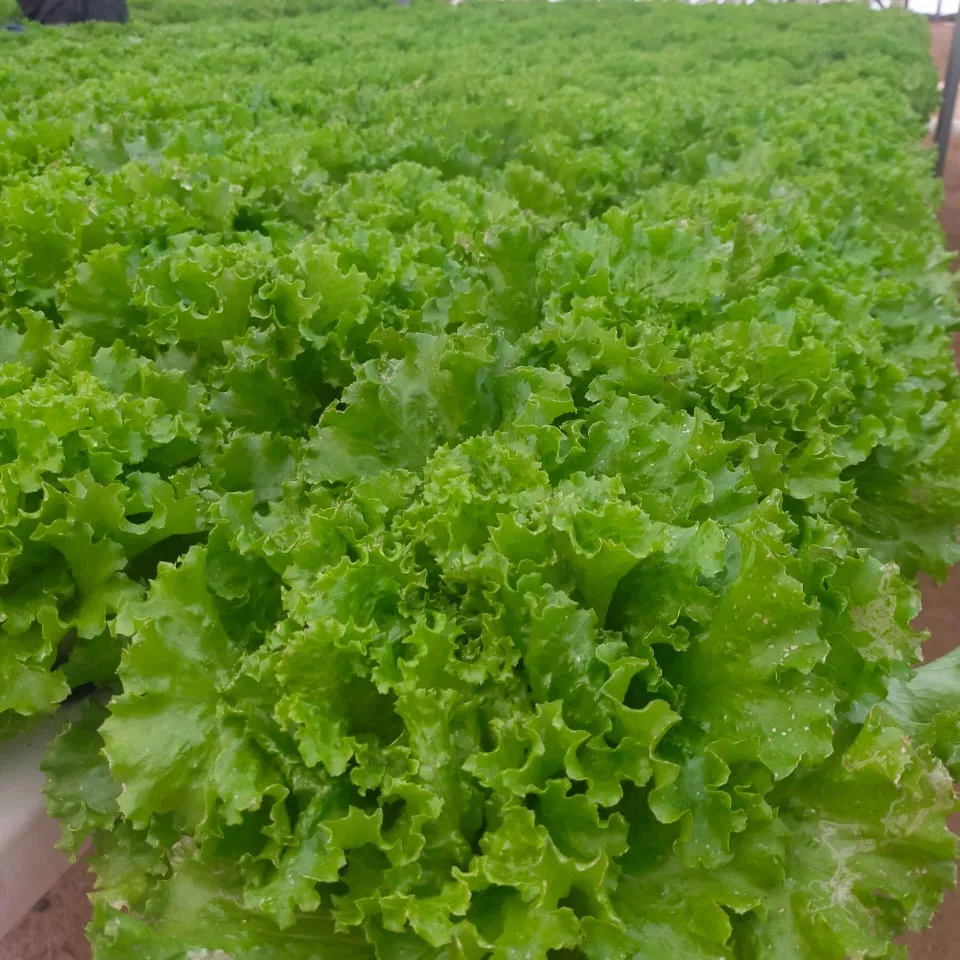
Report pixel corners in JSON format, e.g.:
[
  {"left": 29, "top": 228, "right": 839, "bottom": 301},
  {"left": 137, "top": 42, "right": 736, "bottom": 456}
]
[{"left": 0, "top": 2, "right": 957, "bottom": 958}]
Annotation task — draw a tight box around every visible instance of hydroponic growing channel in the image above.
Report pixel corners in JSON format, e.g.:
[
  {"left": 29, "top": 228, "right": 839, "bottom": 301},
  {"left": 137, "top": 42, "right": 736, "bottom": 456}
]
[{"left": 1, "top": 2, "right": 960, "bottom": 958}]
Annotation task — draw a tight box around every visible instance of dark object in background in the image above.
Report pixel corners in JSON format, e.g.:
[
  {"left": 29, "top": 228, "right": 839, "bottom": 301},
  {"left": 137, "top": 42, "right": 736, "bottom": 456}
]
[{"left": 17, "top": 0, "right": 128, "bottom": 24}]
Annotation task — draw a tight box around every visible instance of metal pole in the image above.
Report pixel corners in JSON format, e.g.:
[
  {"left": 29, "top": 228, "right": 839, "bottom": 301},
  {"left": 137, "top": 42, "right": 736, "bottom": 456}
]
[{"left": 936, "top": 16, "right": 960, "bottom": 178}]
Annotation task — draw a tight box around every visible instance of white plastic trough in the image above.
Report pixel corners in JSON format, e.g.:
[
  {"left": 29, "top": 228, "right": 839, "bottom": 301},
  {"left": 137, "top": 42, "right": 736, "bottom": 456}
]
[{"left": 0, "top": 712, "right": 74, "bottom": 941}]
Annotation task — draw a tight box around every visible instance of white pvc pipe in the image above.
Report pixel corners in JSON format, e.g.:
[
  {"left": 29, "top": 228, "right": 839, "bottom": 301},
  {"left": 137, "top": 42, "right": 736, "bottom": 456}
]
[{"left": 0, "top": 713, "right": 74, "bottom": 941}]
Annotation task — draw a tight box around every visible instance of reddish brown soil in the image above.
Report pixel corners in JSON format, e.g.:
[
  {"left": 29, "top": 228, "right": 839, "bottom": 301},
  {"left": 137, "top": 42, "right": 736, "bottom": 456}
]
[{"left": 0, "top": 863, "right": 91, "bottom": 960}]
